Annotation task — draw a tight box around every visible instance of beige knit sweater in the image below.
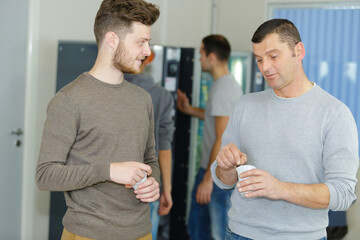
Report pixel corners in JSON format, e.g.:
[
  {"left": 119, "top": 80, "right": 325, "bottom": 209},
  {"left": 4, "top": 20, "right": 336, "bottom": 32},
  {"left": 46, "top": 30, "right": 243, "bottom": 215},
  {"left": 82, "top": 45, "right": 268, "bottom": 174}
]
[{"left": 36, "top": 72, "right": 160, "bottom": 240}]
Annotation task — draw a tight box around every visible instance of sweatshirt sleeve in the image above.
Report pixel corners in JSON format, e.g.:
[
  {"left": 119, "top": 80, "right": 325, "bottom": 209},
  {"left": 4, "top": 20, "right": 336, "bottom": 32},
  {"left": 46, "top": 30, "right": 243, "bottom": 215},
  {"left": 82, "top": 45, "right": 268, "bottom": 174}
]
[
  {"left": 144, "top": 98, "right": 160, "bottom": 184},
  {"left": 323, "top": 106, "right": 359, "bottom": 211},
  {"left": 211, "top": 160, "right": 236, "bottom": 189},
  {"left": 36, "top": 92, "right": 110, "bottom": 191},
  {"left": 158, "top": 91, "right": 175, "bottom": 151}
]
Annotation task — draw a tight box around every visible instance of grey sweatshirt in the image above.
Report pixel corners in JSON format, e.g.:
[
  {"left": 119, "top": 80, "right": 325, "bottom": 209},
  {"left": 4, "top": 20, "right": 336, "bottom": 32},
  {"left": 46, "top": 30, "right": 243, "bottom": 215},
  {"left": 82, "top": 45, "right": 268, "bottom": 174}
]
[
  {"left": 126, "top": 73, "right": 175, "bottom": 155},
  {"left": 211, "top": 84, "right": 359, "bottom": 240},
  {"left": 36, "top": 72, "right": 160, "bottom": 240}
]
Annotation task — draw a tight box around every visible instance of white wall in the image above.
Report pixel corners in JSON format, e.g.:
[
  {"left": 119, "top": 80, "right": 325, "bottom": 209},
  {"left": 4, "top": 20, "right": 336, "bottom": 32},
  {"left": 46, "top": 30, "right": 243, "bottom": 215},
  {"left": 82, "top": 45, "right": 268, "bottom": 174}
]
[
  {"left": 24, "top": 0, "right": 359, "bottom": 239},
  {"left": 216, "top": 0, "right": 267, "bottom": 51}
]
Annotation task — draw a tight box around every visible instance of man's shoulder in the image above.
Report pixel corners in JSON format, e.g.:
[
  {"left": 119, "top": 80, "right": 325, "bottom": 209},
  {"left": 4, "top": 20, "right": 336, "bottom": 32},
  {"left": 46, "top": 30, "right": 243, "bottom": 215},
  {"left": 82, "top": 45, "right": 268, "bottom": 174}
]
[
  {"left": 50, "top": 73, "right": 88, "bottom": 105},
  {"left": 123, "top": 81, "right": 154, "bottom": 108},
  {"left": 216, "top": 74, "right": 237, "bottom": 85},
  {"left": 233, "top": 89, "right": 270, "bottom": 108},
  {"left": 312, "top": 85, "right": 352, "bottom": 116},
  {"left": 151, "top": 83, "right": 172, "bottom": 97},
  {"left": 313, "top": 85, "right": 342, "bottom": 104},
  {"left": 125, "top": 80, "right": 152, "bottom": 97},
  {"left": 59, "top": 72, "right": 88, "bottom": 91},
  {"left": 212, "top": 74, "right": 242, "bottom": 96}
]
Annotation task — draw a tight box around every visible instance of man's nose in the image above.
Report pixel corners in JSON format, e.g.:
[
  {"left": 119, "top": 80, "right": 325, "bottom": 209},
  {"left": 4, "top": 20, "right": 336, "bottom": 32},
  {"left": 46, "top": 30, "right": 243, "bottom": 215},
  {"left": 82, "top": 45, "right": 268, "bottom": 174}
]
[
  {"left": 143, "top": 43, "right": 151, "bottom": 56},
  {"left": 262, "top": 58, "right": 271, "bottom": 72}
]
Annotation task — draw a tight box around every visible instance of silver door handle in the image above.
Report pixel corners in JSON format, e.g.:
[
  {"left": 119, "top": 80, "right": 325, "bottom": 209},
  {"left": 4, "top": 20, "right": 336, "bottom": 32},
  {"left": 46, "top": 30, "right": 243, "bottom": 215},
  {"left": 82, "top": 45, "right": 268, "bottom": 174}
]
[{"left": 10, "top": 128, "right": 23, "bottom": 136}]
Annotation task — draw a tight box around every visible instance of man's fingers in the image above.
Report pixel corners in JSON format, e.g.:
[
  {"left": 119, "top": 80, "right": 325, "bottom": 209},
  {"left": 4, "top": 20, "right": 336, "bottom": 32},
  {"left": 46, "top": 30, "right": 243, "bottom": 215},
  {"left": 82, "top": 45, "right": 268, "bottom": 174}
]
[
  {"left": 205, "top": 194, "right": 211, "bottom": 204},
  {"left": 216, "top": 143, "right": 247, "bottom": 170},
  {"left": 219, "top": 155, "right": 236, "bottom": 168},
  {"left": 200, "top": 194, "right": 206, "bottom": 205},
  {"left": 158, "top": 194, "right": 172, "bottom": 216},
  {"left": 136, "top": 190, "right": 159, "bottom": 202},
  {"left": 196, "top": 188, "right": 204, "bottom": 204},
  {"left": 143, "top": 167, "right": 152, "bottom": 176},
  {"left": 177, "top": 89, "right": 183, "bottom": 96},
  {"left": 177, "top": 89, "right": 186, "bottom": 100},
  {"left": 217, "top": 151, "right": 234, "bottom": 168},
  {"left": 134, "top": 162, "right": 152, "bottom": 176},
  {"left": 136, "top": 189, "right": 158, "bottom": 199},
  {"left": 139, "top": 193, "right": 160, "bottom": 202},
  {"left": 228, "top": 143, "right": 242, "bottom": 165},
  {"left": 228, "top": 143, "right": 247, "bottom": 166},
  {"left": 196, "top": 191, "right": 200, "bottom": 203},
  {"left": 223, "top": 148, "right": 235, "bottom": 163},
  {"left": 196, "top": 191, "right": 210, "bottom": 205},
  {"left": 241, "top": 153, "right": 248, "bottom": 165},
  {"left": 159, "top": 207, "right": 170, "bottom": 216},
  {"left": 135, "top": 169, "right": 146, "bottom": 179},
  {"left": 196, "top": 189, "right": 204, "bottom": 204},
  {"left": 221, "top": 145, "right": 238, "bottom": 166}
]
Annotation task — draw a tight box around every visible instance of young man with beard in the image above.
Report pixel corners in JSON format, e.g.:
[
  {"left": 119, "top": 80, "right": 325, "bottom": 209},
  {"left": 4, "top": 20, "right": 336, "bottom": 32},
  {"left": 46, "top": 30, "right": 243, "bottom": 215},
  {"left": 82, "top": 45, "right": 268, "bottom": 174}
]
[
  {"left": 177, "top": 35, "right": 243, "bottom": 240},
  {"left": 212, "top": 19, "right": 358, "bottom": 240},
  {"left": 36, "top": 1, "right": 160, "bottom": 240}
]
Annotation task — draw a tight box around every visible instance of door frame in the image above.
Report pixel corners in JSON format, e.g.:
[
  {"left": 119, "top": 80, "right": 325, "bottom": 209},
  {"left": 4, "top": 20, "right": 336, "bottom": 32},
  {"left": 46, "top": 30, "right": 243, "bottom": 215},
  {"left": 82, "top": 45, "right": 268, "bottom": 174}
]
[{"left": 21, "top": 0, "right": 49, "bottom": 239}]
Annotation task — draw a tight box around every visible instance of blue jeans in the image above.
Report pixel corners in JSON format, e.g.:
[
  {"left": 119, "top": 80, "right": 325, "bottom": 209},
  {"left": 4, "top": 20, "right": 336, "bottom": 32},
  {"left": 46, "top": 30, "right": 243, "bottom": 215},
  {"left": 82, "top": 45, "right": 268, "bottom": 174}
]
[
  {"left": 224, "top": 227, "right": 327, "bottom": 240},
  {"left": 188, "top": 168, "right": 232, "bottom": 240},
  {"left": 150, "top": 200, "right": 160, "bottom": 240}
]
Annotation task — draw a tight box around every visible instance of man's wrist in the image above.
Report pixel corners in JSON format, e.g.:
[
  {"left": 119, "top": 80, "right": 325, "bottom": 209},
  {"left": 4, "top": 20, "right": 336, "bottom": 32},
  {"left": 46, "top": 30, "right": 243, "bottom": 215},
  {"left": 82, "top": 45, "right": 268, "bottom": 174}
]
[
  {"left": 203, "top": 170, "right": 213, "bottom": 182},
  {"left": 186, "top": 105, "right": 194, "bottom": 115},
  {"left": 217, "top": 167, "right": 237, "bottom": 185},
  {"left": 162, "top": 185, "right": 172, "bottom": 193}
]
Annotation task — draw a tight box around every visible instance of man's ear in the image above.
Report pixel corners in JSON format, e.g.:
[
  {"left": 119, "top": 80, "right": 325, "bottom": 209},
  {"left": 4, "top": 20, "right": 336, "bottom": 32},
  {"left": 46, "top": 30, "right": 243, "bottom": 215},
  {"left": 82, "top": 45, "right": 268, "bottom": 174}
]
[
  {"left": 294, "top": 42, "right": 305, "bottom": 61},
  {"left": 208, "top": 52, "right": 217, "bottom": 64},
  {"left": 104, "top": 31, "right": 119, "bottom": 50}
]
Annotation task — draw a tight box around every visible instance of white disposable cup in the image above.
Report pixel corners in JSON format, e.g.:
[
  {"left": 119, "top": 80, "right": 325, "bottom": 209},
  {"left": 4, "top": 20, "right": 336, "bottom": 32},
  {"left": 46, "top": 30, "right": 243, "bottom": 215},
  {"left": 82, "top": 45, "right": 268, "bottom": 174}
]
[
  {"left": 132, "top": 171, "right": 147, "bottom": 190},
  {"left": 236, "top": 165, "right": 256, "bottom": 196}
]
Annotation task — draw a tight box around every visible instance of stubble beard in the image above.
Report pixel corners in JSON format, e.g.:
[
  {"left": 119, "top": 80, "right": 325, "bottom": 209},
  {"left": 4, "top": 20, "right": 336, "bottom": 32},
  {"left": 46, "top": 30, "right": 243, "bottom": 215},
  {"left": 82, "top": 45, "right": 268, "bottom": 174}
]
[{"left": 113, "top": 43, "right": 140, "bottom": 74}]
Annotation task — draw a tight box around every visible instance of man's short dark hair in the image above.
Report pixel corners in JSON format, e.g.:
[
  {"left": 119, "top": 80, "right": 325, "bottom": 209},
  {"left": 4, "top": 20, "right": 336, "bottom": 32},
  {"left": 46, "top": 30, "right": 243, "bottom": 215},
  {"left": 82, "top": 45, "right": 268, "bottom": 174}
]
[
  {"left": 94, "top": 0, "right": 160, "bottom": 46},
  {"left": 202, "top": 34, "right": 231, "bottom": 62},
  {"left": 251, "top": 19, "right": 301, "bottom": 51}
]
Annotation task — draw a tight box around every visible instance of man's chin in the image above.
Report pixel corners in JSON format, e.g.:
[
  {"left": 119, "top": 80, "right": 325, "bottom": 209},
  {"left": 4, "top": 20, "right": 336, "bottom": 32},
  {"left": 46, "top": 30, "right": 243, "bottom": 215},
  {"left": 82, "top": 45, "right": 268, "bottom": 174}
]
[
  {"left": 124, "top": 68, "right": 141, "bottom": 75},
  {"left": 114, "top": 64, "right": 140, "bottom": 75}
]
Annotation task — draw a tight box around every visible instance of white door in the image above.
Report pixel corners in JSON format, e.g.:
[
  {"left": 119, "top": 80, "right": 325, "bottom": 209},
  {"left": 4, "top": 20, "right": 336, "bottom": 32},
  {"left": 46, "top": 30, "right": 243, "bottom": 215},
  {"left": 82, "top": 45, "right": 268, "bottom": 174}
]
[{"left": 0, "top": 1, "right": 28, "bottom": 239}]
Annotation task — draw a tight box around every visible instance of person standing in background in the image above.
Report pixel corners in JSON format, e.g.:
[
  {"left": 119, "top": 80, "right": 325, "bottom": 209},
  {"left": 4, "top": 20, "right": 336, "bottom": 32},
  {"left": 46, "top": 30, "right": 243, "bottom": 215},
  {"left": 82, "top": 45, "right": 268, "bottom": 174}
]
[
  {"left": 36, "top": 1, "right": 161, "bottom": 240},
  {"left": 212, "top": 19, "right": 359, "bottom": 240},
  {"left": 177, "top": 34, "right": 243, "bottom": 240},
  {"left": 126, "top": 50, "right": 175, "bottom": 240}
]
